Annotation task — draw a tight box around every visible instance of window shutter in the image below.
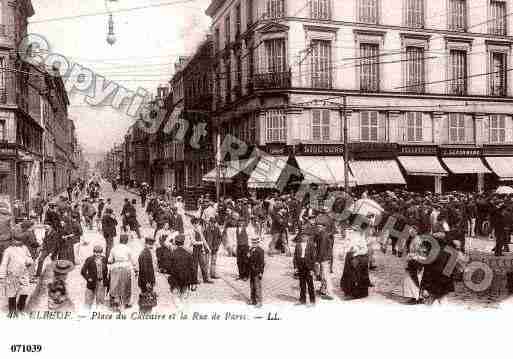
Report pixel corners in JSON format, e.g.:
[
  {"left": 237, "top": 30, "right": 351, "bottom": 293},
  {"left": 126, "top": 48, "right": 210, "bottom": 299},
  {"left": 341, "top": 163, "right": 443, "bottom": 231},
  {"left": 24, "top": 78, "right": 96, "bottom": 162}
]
[
  {"left": 330, "top": 110, "right": 340, "bottom": 141},
  {"left": 350, "top": 113, "right": 360, "bottom": 142},
  {"left": 441, "top": 114, "right": 449, "bottom": 144},
  {"left": 378, "top": 112, "right": 387, "bottom": 141},
  {"left": 422, "top": 113, "right": 432, "bottom": 142},
  {"left": 482, "top": 116, "right": 490, "bottom": 144},
  {"left": 506, "top": 116, "right": 513, "bottom": 143},
  {"left": 397, "top": 113, "right": 406, "bottom": 142},
  {"left": 464, "top": 115, "right": 474, "bottom": 143}
]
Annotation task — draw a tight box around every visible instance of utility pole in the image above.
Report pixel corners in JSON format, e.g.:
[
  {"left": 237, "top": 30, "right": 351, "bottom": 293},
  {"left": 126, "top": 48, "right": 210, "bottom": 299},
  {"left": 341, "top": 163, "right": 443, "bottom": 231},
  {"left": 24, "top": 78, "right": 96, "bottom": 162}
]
[
  {"left": 215, "top": 129, "right": 221, "bottom": 203},
  {"left": 342, "top": 95, "right": 350, "bottom": 194}
]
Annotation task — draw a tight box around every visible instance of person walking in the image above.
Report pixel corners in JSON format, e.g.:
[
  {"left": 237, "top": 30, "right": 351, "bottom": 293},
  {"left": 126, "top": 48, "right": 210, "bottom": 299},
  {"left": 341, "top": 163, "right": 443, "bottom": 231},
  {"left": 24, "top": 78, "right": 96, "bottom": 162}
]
[
  {"left": 247, "top": 235, "right": 265, "bottom": 308},
  {"left": 167, "top": 234, "right": 195, "bottom": 302},
  {"left": 293, "top": 229, "right": 317, "bottom": 306},
  {"left": 137, "top": 237, "right": 157, "bottom": 313},
  {"left": 80, "top": 245, "right": 108, "bottom": 310},
  {"left": 204, "top": 216, "right": 222, "bottom": 279},
  {"left": 236, "top": 218, "right": 250, "bottom": 281},
  {"left": 0, "top": 237, "right": 34, "bottom": 315},
  {"left": 190, "top": 217, "right": 213, "bottom": 287},
  {"left": 108, "top": 234, "right": 137, "bottom": 310},
  {"left": 101, "top": 208, "right": 117, "bottom": 261},
  {"left": 35, "top": 224, "right": 59, "bottom": 278}
]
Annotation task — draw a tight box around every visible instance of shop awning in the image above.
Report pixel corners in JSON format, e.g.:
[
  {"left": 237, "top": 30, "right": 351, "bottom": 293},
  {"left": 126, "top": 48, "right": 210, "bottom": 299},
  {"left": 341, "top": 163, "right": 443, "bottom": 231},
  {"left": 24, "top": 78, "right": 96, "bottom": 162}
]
[
  {"left": 349, "top": 160, "right": 406, "bottom": 186},
  {"left": 485, "top": 157, "right": 513, "bottom": 180},
  {"left": 247, "top": 156, "right": 289, "bottom": 189},
  {"left": 295, "top": 156, "right": 357, "bottom": 186},
  {"left": 441, "top": 157, "right": 491, "bottom": 174},
  {"left": 202, "top": 158, "right": 257, "bottom": 183},
  {"left": 397, "top": 156, "right": 448, "bottom": 177}
]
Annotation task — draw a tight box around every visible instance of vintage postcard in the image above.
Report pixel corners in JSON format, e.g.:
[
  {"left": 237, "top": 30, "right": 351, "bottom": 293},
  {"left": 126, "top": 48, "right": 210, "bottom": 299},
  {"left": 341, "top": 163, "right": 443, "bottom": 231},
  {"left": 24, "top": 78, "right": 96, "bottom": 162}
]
[{"left": 1, "top": 0, "right": 513, "bottom": 357}]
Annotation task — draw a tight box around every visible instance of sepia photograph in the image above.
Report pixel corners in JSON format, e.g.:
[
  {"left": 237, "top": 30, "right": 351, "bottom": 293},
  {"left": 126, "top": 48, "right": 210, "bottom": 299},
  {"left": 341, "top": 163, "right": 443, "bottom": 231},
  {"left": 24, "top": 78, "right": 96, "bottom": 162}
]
[{"left": 1, "top": 0, "right": 513, "bottom": 357}]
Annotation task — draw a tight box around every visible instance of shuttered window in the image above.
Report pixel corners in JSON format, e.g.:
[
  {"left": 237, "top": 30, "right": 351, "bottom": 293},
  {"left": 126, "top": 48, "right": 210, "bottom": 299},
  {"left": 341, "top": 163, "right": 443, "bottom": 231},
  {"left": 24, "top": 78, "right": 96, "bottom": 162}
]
[
  {"left": 405, "top": 46, "right": 425, "bottom": 93},
  {"left": 311, "top": 40, "right": 332, "bottom": 89},
  {"left": 490, "top": 0, "right": 506, "bottom": 35},
  {"left": 449, "top": 50, "right": 467, "bottom": 95},
  {"left": 265, "top": 38, "right": 286, "bottom": 73},
  {"left": 312, "top": 109, "right": 330, "bottom": 141},
  {"left": 265, "top": 110, "right": 287, "bottom": 142},
  {"left": 404, "top": 0, "right": 424, "bottom": 28},
  {"left": 225, "top": 16, "right": 230, "bottom": 45},
  {"left": 448, "top": 113, "right": 473, "bottom": 143},
  {"left": 406, "top": 112, "right": 423, "bottom": 142},
  {"left": 360, "top": 43, "right": 379, "bottom": 91},
  {"left": 449, "top": 0, "right": 466, "bottom": 31},
  {"left": 490, "top": 52, "right": 507, "bottom": 96},
  {"left": 359, "top": 0, "right": 378, "bottom": 24},
  {"left": 490, "top": 114, "right": 506, "bottom": 143},
  {"left": 361, "top": 111, "right": 379, "bottom": 141},
  {"left": 311, "top": 0, "right": 330, "bottom": 20},
  {"left": 266, "top": 0, "right": 285, "bottom": 19}
]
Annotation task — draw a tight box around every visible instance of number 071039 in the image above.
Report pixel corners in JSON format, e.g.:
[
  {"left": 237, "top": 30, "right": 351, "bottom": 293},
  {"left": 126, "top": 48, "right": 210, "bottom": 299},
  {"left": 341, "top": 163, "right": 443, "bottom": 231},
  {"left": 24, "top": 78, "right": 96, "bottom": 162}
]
[{"left": 10, "top": 345, "right": 42, "bottom": 353}]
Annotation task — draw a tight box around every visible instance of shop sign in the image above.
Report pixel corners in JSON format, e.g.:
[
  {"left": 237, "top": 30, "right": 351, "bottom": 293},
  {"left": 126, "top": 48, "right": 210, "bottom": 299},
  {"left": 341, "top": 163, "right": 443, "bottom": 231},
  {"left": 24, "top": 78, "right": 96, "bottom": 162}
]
[{"left": 300, "top": 144, "right": 345, "bottom": 156}]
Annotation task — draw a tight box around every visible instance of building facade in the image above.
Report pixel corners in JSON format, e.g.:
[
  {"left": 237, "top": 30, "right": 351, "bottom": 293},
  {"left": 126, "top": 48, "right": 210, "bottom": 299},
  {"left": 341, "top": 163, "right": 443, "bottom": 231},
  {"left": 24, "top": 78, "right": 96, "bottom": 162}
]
[{"left": 206, "top": 0, "right": 513, "bottom": 194}]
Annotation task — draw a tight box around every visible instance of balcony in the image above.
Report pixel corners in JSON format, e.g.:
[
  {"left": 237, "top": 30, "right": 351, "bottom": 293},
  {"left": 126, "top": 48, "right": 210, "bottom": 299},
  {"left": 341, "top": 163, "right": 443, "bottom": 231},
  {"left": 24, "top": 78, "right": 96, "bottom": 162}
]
[{"left": 253, "top": 69, "right": 292, "bottom": 90}]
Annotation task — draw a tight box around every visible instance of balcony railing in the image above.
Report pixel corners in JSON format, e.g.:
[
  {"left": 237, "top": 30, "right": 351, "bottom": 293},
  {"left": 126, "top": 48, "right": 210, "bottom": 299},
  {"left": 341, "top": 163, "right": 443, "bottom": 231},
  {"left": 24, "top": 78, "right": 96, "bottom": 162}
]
[{"left": 253, "top": 69, "right": 292, "bottom": 89}]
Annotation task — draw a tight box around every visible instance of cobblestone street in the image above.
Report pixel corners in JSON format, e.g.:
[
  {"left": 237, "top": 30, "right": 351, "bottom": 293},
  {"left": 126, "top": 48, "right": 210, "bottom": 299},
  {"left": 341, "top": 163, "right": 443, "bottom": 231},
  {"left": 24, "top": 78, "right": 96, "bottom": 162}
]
[{"left": 1, "top": 183, "right": 509, "bottom": 317}]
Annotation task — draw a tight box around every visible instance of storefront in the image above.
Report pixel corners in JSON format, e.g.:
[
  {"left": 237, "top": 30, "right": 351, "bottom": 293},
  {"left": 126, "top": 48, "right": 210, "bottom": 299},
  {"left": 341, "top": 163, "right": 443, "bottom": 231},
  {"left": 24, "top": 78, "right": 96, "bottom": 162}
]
[{"left": 440, "top": 148, "right": 490, "bottom": 193}]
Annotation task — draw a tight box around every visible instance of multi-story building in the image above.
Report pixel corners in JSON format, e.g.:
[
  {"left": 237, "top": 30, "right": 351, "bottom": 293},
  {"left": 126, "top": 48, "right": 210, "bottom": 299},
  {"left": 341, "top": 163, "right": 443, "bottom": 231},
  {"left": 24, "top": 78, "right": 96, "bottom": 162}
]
[{"left": 206, "top": 0, "right": 513, "bottom": 194}]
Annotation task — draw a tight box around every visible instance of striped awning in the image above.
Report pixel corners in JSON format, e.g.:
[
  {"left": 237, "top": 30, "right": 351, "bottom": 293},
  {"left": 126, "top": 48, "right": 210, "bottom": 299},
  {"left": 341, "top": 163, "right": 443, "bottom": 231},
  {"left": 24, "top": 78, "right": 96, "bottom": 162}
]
[
  {"left": 202, "top": 158, "right": 257, "bottom": 183},
  {"left": 247, "top": 156, "right": 289, "bottom": 189},
  {"left": 349, "top": 160, "right": 406, "bottom": 186},
  {"left": 397, "top": 156, "right": 448, "bottom": 176},
  {"left": 441, "top": 157, "right": 491, "bottom": 174},
  {"left": 295, "top": 156, "right": 357, "bottom": 186},
  {"left": 485, "top": 157, "right": 513, "bottom": 180}
]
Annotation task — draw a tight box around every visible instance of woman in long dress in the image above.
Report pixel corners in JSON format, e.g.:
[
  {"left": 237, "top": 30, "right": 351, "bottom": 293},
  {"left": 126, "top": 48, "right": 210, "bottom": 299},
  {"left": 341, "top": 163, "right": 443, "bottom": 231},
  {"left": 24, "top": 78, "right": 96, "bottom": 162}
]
[
  {"left": 108, "top": 234, "right": 137, "bottom": 310},
  {"left": 402, "top": 237, "right": 429, "bottom": 304},
  {"left": 340, "top": 221, "right": 371, "bottom": 299}
]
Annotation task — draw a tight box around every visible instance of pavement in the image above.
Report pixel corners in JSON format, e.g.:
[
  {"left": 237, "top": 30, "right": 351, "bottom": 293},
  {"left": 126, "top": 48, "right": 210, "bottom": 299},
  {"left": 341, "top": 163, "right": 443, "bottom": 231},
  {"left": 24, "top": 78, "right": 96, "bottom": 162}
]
[{"left": 1, "top": 183, "right": 512, "bottom": 317}]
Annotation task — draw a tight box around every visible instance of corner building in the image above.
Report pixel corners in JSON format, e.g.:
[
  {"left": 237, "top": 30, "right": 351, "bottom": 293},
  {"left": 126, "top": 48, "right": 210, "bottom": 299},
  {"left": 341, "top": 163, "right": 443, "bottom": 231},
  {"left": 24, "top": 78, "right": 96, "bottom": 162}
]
[{"left": 205, "top": 0, "right": 513, "bottom": 195}]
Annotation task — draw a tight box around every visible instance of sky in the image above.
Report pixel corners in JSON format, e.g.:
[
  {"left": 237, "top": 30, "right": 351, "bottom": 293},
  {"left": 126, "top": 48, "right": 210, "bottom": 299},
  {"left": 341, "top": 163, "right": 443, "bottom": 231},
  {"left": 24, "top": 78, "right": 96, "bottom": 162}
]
[{"left": 28, "top": 0, "right": 212, "bottom": 156}]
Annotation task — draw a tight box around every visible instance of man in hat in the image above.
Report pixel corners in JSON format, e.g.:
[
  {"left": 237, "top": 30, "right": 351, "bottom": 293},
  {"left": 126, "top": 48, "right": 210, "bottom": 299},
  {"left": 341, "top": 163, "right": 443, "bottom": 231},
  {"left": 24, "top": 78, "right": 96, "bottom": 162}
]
[
  {"left": 96, "top": 198, "right": 105, "bottom": 232},
  {"left": 81, "top": 245, "right": 108, "bottom": 309},
  {"left": 44, "top": 202, "right": 60, "bottom": 231},
  {"left": 204, "top": 216, "right": 222, "bottom": 279},
  {"left": 101, "top": 208, "right": 117, "bottom": 261},
  {"left": 236, "top": 218, "right": 250, "bottom": 281},
  {"left": 138, "top": 237, "right": 157, "bottom": 311},
  {"left": 294, "top": 228, "right": 317, "bottom": 305},
  {"left": 167, "top": 234, "right": 195, "bottom": 298},
  {"left": 190, "top": 217, "right": 213, "bottom": 286},
  {"left": 32, "top": 192, "right": 45, "bottom": 224},
  {"left": 247, "top": 235, "right": 265, "bottom": 307},
  {"left": 83, "top": 198, "right": 97, "bottom": 230}
]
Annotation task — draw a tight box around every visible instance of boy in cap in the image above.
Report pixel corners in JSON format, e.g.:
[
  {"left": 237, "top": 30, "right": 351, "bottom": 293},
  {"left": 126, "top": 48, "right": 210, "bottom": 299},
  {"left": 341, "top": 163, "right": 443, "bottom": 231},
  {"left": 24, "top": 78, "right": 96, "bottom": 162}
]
[
  {"left": 80, "top": 245, "right": 108, "bottom": 309},
  {"left": 247, "top": 235, "right": 265, "bottom": 307}
]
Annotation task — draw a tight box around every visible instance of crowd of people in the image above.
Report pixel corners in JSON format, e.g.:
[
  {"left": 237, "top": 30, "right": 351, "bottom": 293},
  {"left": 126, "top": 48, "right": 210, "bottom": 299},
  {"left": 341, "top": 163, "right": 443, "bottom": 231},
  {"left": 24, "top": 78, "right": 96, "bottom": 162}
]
[{"left": 1, "top": 175, "right": 513, "bottom": 315}]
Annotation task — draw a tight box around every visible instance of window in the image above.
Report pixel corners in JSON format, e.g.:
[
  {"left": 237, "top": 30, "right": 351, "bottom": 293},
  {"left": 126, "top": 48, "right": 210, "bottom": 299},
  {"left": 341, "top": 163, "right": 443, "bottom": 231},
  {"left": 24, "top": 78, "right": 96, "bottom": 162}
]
[
  {"left": 265, "top": 0, "right": 285, "bottom": 19},
  {"left": 449, "top": 113, "right": 467, "bottom": 143},
  {"left": 311, "top": 40, "right": 332, "bottom": 88},
  {"left": 235, "top": 53, "right": 242, "bottom": 96},
  {"left": 265, "top": 38, "right": 286, "bottom": 73},
  {"left": 311, "top": 0, "right": 330, "bottom": 20},
  {"left": 225, "top": 16, "right": 230, "bottom": 46},
  {"left": 360, "top": 43, "right": 379, "bottom": 91},
  {"left": 235, "top": 4, "right": 241, "bottom": 37},
  {"left": 490, "top": 0, "right": 506, "bottom": 35},
  {"left": 490, "top": 52, "right": 507, "bottom": 96},
  {"left": 312, "top": 109, "right": 330, "bottom": 141},
  {"left": 266, "top": 110, "right": 287, "bottom": 142},
  {"left": 0, "top": 120, "right": 5, "bottom": 141},
  {"left": 449, "top": 0, "right": 466, "bottom": 31},
  {"left": 0, "top": 58, "right": 4, "bottom": 90},
  {"left": 361, "top": 111, "right": 379, "bottom": 141},
  {"left": 225, "top": 60, "right": 231, "bottom": 103},
  {"left": 249, "top": 114, "right": 256, "bottom": 142},
  {"left": 359, "top": 0, "right": 378, "bottom": 24},
  {"left": 405, "top": 47, "right": 425, "bottom": 93},
  {"left": 247, "top": 0, "right": 253, "bottom": 26},
  {"left": 490, "top": 114, "right": 506, "bottom": 143},
  {"left": 404, "top": 0, "right": 424, "bottom": 28},
  {"left": 449, "top": 50, "right": 467, "bottom": 95},
  {"left": 406, "top": 112, "right": 423, "bottom": 142}
]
